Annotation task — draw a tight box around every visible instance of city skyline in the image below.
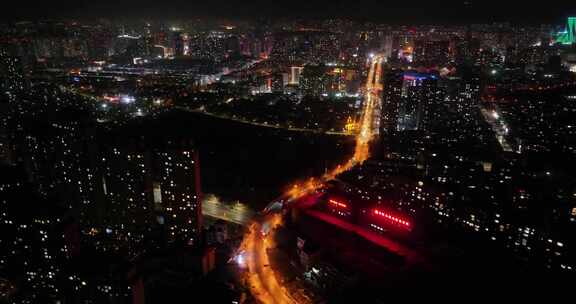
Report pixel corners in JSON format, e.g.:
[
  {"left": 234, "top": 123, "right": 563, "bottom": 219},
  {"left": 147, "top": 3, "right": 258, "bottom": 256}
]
[{"left": 1, "top": 9, "right": 576, "bottom": 304}]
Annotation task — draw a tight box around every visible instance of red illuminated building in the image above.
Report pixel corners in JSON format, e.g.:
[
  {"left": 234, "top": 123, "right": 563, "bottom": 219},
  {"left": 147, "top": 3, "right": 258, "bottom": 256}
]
[{"left": 372, "top": 209, "right": 412, "bottom": 231}]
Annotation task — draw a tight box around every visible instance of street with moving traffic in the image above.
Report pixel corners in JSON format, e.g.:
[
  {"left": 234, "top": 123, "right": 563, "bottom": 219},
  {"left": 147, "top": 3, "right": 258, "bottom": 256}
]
[{"left": 238, "top": 55, "right": 385, "bottom": 303}]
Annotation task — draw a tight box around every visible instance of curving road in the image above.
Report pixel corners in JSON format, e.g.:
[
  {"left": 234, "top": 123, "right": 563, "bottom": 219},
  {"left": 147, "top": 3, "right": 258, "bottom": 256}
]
[{"left": 239, "top": 55, "right": 385, "bottom": 303}]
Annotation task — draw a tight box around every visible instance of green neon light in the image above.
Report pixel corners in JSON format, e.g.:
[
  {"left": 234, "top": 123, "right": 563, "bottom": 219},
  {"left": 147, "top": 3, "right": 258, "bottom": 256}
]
[{"left": 557, "top": 17, "right": 576, "bottom": 45}]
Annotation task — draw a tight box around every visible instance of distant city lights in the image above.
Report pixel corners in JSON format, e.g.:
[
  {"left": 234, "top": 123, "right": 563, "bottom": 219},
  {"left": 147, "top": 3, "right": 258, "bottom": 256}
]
[
  {"left": 120, "top": 95, "right": 135, "bottom": 104},
  {"left": 5, "top": 15, "right": 576, "bottom": 303}
]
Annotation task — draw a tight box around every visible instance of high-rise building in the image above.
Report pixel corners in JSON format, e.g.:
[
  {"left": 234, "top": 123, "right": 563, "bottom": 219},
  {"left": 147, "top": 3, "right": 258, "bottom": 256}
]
[
  {"left": 154, "top": 148, "right": 202, "bottom": 244},
  {"left": 418, "top": 76, "right": 442, "bottom": 132},
  {"left": 397, "top": 72, "right": 441, "bottom": 131},
  {"left": 556, "top": 17, "right": 576, "bottom": 45},
  {"left": 0, "top": 48, "right": 19, "bottom": 164},
  {"left": 381, "top": 70, "right": 441, "bottom": 132},
  {"left": 98, "top": 146, "right": 154, "bottom": 254},
  {"left": 86, "top": 29, "right": 114, "bottom": 60},
  {"left": 382, "top": 35, "right": 394, "bottom": 60},
  {"left": 398, "top": 72, "right": 434, "bottom": 131},
  {"left": 380, "top": 68, "right": 403, "bottom": 133},
  {"left": 224, "top": 36, "right": 240, "bottom": 57},
  {"left": 0, "top": 48, "right": 25, "bottom": 99},
  {"left": 96, "top": 141, "right": 203, "bottom": 254},
  {"left": 299, "top": 65, "right": 329, "bottom": 97},
  {"left": 0, "top": 165, "right": 70, "bottom": 302},
  {"left": 455, "top": 36, "right": 480, "bottom": 66},
  {"left": 60, "top": 38, "right": 88, "bottom": 58},
  {"left": 414, "top": 39, "right": 450, "bottom": 67},
  {"left": 172, "top": 31, "right": 189, "bottom": 57},
  {"left": 289, "top": 66, "right": 303, "bottom": 85},
  {"left": 113, "top": 35, "right": 143, "bottom": 57},
  {"left": 18, "top": 117, "right": 203, "bottom": 257},
  {"left": 0, "top": 123, "right": 11, "bottom": 165},
  {"left": 458, "top": 66, "right": 481, "bottom": 105},
  {"left": 271, "top": 73, "right": 285, "bottom": 93}
]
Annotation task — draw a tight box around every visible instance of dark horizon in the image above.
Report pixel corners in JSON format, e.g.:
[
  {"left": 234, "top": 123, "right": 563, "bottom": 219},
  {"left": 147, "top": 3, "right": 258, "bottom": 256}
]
[{"left": 2, "top": 0, "right": 576, "bottom": 25}]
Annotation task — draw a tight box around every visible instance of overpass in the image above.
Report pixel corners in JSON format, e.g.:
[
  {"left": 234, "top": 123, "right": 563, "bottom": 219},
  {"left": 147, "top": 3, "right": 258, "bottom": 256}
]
[{"left": 202, "top": 195, "right": 254, "bottom": 226}]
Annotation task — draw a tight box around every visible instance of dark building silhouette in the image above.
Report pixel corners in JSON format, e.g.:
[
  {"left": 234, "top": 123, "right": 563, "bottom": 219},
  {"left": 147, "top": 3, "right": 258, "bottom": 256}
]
[{"left": 380, "top": 68, "right": 403, "bottom": 134}]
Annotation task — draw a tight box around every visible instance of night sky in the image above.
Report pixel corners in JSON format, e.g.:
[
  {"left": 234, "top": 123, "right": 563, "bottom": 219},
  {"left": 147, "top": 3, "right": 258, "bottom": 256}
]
[{"left": 3, "top": 0, "right": 576, "bottom": 24}]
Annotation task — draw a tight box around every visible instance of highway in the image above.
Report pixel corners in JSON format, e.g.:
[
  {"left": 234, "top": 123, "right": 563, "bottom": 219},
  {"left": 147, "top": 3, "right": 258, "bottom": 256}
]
[
  {"left": 240, "top": 214, "right": 299, "bottom": 304},
  {"left": 239, "top": 55, "right": 384, "bottom": 303},
  {"left": 202, "top": 195, "right": 254, "bottom": 226},
  {"left": 286, "top": 55, "right": 384, "bottom": 198}
]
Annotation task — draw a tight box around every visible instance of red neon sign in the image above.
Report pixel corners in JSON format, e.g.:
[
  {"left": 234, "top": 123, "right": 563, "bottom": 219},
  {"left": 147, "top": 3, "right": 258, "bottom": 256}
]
[
  {"left": 373, "top": 209, "right": 411, "bottom": 228},
  {"left": 329, "top": 199, "right": 347, "bottom": 208}
]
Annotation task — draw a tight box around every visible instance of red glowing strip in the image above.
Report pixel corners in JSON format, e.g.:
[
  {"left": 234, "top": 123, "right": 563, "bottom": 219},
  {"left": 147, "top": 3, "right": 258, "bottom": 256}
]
[
  {"left": 373, "top": 209, "right": 410, "bottom": 227},
  {"left": 329, "top": 199, "right": 348, "bottom": 208}
]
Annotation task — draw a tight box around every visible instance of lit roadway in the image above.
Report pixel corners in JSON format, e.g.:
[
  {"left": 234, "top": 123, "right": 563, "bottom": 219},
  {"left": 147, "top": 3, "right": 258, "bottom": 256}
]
[
  {"left": 238, "top": 55, "right": 384, "bottom": 304},
  {"left": 176, "top": 107, "right": 353, "bottom": 137},
  {"left": 240, "top": 214, "right": 299, "bottom": 304},
  {"left": 202, "top": 195, "right": 254, "bottom": 226}
]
